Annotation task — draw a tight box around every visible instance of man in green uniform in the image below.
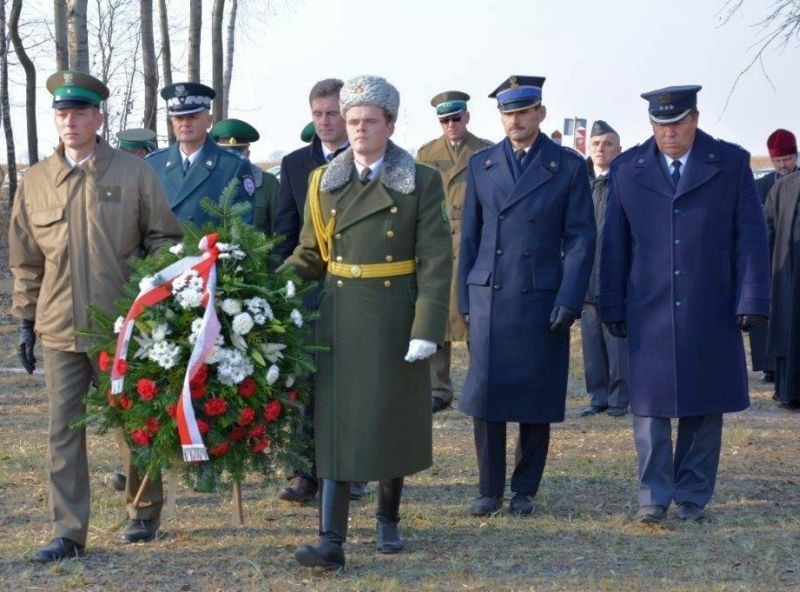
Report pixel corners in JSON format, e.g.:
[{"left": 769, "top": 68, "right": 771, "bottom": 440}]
[
  {"left": 287, "top": 75, "right": 451, "bottom": 571},
  {"left": 116, "top": 128, "right": 158, "bottom": 158},
  {"left": 10, "top": 71, "right": 183, "bottom": 562},
  {"left": 417, "top": 91, "right": 492, "bottom": 413},
  {"left": 210, "top": 118, "right": 280, "bottom": 233}
]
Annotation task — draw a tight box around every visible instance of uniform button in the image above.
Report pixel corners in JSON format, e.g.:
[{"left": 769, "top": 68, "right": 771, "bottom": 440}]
[
  {"left": 330, "top": 209, "right": 337, "bottom": 216},
  {"left": 675, "top": 300, "right": 683, "bottom": 307},
  {"left": 523, "top": 250, "right": 532, "bottom": 257},
  {"left": 674, "top": 208, "right": 681, "bottom": 214},
  {"left": 674, "top": 239, "right": 681, "bottom": 245},
  {"left": 498, "top": 214, "right": 506, "bottom": 220},
  {"left": 493, "top": 284, "right": 501, "bottom": 290},
  {"left": 336, "top": 256, "right": 343, "bottom": 262},
  {"left": 390, "top": 206, "right": 398, "bottom": 214},
  {"left": 336, "top": 280, "right": 344, "bottom": 287},
  {"left": 386, "top": 230, "right": 395, "bottom": 238},
  {"left": 674, "top": 270, "right": 682, "bottom": 276},
  {"left": 335, "top": 233, "right": 342, "bottom": 240},
  {"left": 384, "top": 280, "right": 392, "bottom": 287},
  {"left": 385, "top": 255, "right": 394, "bottom": 262},
  {"left": 521, "top": 288, "right": 530, "bottom": 294},
  {"left": 496, "top": 249, "right": 504, "bottom": 256}
]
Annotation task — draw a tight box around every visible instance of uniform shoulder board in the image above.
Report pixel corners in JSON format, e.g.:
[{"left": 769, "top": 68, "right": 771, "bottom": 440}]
[
  {"left": 144, "top": 146, "right": 168, "bottom": 160},
  {"left": 472, "top": 144, "right": 492, "bottom": 157},
  {"left": 417, "top": 138, "right": 436, "bottom": 152}
]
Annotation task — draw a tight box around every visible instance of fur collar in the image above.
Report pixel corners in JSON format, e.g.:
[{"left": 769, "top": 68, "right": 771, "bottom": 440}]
[{"left": 321, "top": 140, "right": 416, "bottom": 194}]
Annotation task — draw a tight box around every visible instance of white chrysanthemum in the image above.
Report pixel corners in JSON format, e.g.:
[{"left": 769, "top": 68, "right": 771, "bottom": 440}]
[
  {"left": 266, "top": 364, "right": 280, "bottom": 385},
  {"left": 216, "top": 348, "right": 254, "bottom": 385},
  {"left": 290, "top": 309, "right": 303, "bottom": 328},
  {"left": 206, "top": 346, "right": 222, "bottom": 365},
  {"left": 188, "top": 318, "right": 204, "bottom": 345},
  {"left": 169, "top": 243, "right": 184, "bottom": 255},
  {"left": 285, "top": 280, "right": 296, "bottom": 298},
  {"left": 175, "top": 288, "right": 204, "bottom": 309},
  {"left": 221, "top": 298, "right": 242, "bottom": 316},
  {"left": 285, "top": 374, "right": 296, "bottom": 388},
  {"left": 260, "top": 342, "right": 287, "bottom": 363},
  {"left": 113, "top": 316, "right": 125, "bottom": 334},
  {"left": 147, "top": 340, "right": 181, "bottom": 370},
  {"left": 152, "top": 323, "right": 171, "bottom": 341},
  {"left": 245, "top": 297, "right": 274, "bottom": 324},
  {"left": 232, "top": 312, "right": 254, "bottom": 335}
]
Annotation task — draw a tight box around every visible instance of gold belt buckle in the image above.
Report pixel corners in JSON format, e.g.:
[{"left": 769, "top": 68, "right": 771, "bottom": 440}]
[{"left": 350, "top": 264, "right": 362, "bottom": 278}]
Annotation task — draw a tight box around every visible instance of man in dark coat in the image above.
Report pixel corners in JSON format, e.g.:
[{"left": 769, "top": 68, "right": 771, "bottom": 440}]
[
  {"left": 752, "top": 129, "right": 798, "bottom": 382},
  {"left": 579, "top": 120, "right": 629, "bottom": 418},
  {"left": 459, "top": 75, "right": 595, "bottom": 517},
  {"left": 765, "top": 169, "right": 800, "bottom": 409},
  {"left": 599, "top": 85, "right": 770, "bottom": 523}
]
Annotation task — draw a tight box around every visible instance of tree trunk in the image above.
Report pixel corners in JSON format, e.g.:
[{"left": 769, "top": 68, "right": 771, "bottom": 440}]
[
  {"left": 10, "top": 0, "right": 38, "bottom": 164},
  {"left": 187, "top": 0, "right": 201, "bottom": 82},
  {"left": 67, "top": 0, "right": 89, "bottom": 72},
  {"left": 157, "top": 0, "right": 174, "bottom": 144},
  {"left": 141, "top": 0, "right": 157, "bottom": 132},
  {"left": 54, "top": 0, "right": 68, "bottom": 69},
  {"left": 211, "top": 0, "right": 225, "bottom": 122},
  {"left": 0, "top": 1, "right": 18, "bottom": 203},
  {"left": 222, "top": 0, "right": 237, "bottom": 120}
]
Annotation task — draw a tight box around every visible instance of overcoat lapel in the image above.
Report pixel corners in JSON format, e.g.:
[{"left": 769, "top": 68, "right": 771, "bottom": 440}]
[
  {"left": 483, "top": 143, "right": 514, "bottom": 210},
  {"left": 675, "top": 131, "right": 721, "bottom": 199},
  {"left": 334, "top": 179, "right": 395, "bottom": 234},
  {"left": 500, "top": 137, "right": 559, "bottom": 212},
  {"left": 632, "top": 140, "right": 675, "bottom": 199}
]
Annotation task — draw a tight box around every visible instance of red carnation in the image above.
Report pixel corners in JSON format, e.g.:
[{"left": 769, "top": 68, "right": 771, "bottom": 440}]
[
  {"left": 230, "top": 426, "right": 247, "bottom": 441},
  {"left": 251, "top": 438, "right": 270, "bottom": 453},
  {"left": 99, "top": 351, "right": 112, "bottom": 371},
  {"left": 248, "top": 423, "right": 266, "bottom": 439},
  {"left": 115, "top": 359, "right": 128, "bottom": 375},
  {"left": 209, "top": 442, "right": 230, "bottom": 456},
  {"left": 167, "top": 404, "right": 177, "bottom": 419},
  {"left": 131, "top": 428, "right": 151, "bottom": 446},
  {"left": 287, "top": 390, "right": 298, "bottom": 402},
  {"left": 136, "top": 379, "right": 158, "bottom": 401},
  {"left": 237, "top": 406, "right": 256, "bottom": 426},
  {"left": 191, "top": 364, "right": 208, "bottom": 386},
  {"left": 190, "top": 381, "right": 206, "bottom": 399},
  {"left": 204, "top": 397, "right": 228, "bottom": 417},
  {"left": 145, "top": 418, "right": 161, "bottom": 434},
  {"left": 196, "top": 419, "right": 209, "bottom": 435},
  {"left": 119, "top": 394, "right": 133, "bottom": 410},
  {"left": 238, "top": 377, "right": 257, "bottom": 397},
  {"left": 264, "top": 400, "right": 282, "bottom": 422}
]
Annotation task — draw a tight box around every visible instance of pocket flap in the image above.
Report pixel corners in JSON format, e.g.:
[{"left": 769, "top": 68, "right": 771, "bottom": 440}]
[
  {"left": 30, "top": 207, "right": 65, "bottom": 227},
  {"left": 466, "top": 268, "right": 491, "bottom": 286}
]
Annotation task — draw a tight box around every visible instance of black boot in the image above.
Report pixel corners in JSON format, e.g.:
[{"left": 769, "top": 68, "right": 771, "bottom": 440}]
[
  {"left": 376, "top": 477, "right": 404, "bottom": 554},
  {"left": 295, "top": 479, "right": 350, "bottom": 570}
]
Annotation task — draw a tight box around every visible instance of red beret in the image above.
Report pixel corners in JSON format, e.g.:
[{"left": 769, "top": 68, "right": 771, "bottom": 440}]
[{"left": 767, "top": 129, "right": 797, "bottom": 158}]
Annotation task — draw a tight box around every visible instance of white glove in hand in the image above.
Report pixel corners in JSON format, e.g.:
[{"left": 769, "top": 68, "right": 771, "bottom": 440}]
[{"left": 404, "top": 339, "right": 437, "bottom": 362}]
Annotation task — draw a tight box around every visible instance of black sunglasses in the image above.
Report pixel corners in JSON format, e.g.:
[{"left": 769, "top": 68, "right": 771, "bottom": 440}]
[{"left": 439, "top": 115, "right": 463, "bottom": 124}]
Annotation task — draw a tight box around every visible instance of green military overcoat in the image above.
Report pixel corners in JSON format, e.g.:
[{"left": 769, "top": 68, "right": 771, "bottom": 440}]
[
  {"left": 417, "top": 131, "right": 492, "bottom": 341},
  {"left": 251, "top": 164, "right": 280, "bottom": 233},
  {"left": 285, "top": 141, "right": 451, "bottom": 481}
]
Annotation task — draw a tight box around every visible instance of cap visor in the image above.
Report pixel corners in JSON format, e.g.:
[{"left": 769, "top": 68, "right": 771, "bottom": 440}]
[
  {"left": 649, "top": 109, "right": 691, "bottom": 124},
  {"left": 168, "top": 106, "right": 209, "bottom": 117}
]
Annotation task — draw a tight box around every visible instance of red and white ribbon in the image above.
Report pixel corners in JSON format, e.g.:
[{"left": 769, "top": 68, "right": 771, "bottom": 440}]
[{"left": 111, "top": 233, "right": 221, "bottom": 461}]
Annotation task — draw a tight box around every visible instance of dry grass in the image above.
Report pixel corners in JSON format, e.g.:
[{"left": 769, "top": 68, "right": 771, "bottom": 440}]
[{"left": 1, "top": 198, "right": 799, "bottom": 591}]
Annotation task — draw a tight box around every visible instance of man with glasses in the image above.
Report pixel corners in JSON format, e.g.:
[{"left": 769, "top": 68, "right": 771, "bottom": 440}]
[{"left": 417, "top": 91, "right": 492, "bottom": 414}]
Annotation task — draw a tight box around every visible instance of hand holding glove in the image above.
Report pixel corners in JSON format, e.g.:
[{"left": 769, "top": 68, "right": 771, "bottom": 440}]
[
  {"left": 549, "top": 305, "right": 578, "bottom": 335},
  {"left": 18, "top": 319, "right": 36, "bottom": 374},
  {"left": 404, "top": 339, "right": 437, "bottom": 362}
]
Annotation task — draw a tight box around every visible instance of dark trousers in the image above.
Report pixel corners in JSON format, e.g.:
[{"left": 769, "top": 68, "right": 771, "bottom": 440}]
[
  {"left": 774, "top": 358, "right": 798, "bottom": 404},
  {"left": 580, "top": 302, "right": 629, "bottom": 409},
  {"left": 429, "top": 342, "right": 454, "bottom": 405},
  {"left": 473, "top": 417, "right": 550, "bottom": 497},
  {"left": 748, "top": 322, "right": 772, "bottom": 372},
  {"left": 633, "top": 414, "right": 722, "bottom": 508},
  {"left": 292, "top": 389, "right": 316, "bottom": 481}
]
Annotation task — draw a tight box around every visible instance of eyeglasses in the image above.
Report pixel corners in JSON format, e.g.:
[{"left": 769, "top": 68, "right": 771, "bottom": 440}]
[{"left": 439, "top": 115, "right": 463, "bottom": 124}]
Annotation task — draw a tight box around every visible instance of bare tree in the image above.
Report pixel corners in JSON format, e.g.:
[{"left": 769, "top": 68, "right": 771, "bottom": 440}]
[
  {"left": 188, "top": 0, "right": 201, "bottom": 81},
  {"left": 141, "top": 0, "right": 157, "bottom": 131},
  {"left": 211, "top": 0, "right": 225, "bottom": 121},
  {"left": 223, "top": 0, "right": 238, "bottom": 120},
  {"left": 67, "top": 0, "right": 89, "bottom": 72},
  {"left": 158, "top": 0, "right": 174, "bottom": 144},
  {"left": 10, "top": 0, "right": 38, "bottom": 165},
  {"left": 54, "top": 0, "right": 68, "bottom": 69},
  {"left": 1, "top": 1, "right": 17, "bottom": 202}
]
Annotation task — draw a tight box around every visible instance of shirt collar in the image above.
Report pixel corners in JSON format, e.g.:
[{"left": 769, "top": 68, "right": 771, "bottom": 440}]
[{"left": 354, "top": 154, "right": 385, "bottom": 180}]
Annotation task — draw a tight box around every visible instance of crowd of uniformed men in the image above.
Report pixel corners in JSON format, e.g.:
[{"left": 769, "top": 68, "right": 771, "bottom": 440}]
[{"left": 8, "top": 67, "right": 797, "bottom": 570}]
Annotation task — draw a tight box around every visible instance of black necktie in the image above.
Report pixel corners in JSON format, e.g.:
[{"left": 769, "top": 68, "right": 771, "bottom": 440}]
[
  {"left": 515, "top": 149, "right": 526, "bottom": 165},
  {"left": 182, "top": 157, "right": 191, "bottom": 176},
  {"left": 671, "top": 160, "right": 682, "bottom": 186},
  {"left": 359, "top": 167, "right": 371, "bottom": 184}
]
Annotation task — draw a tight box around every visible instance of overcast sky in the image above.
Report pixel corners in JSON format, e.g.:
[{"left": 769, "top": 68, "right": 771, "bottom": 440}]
[{"left": 6, "top": 0, "right": 799, "bottom": 163}]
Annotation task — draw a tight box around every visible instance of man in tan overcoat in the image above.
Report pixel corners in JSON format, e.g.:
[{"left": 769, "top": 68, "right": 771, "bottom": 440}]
[
  {"left": 286, "top": 75, "right": 451, "bottom": 571},
  {"left": 417, "top": 91, "right": 492, "bottom": 412},
  {"left": 9, "top": 70, "right": 183, "bottom": 562}
]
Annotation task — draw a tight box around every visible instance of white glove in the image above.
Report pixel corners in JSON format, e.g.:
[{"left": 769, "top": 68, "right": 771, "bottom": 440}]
[{"left": 404, "top": 339, "right": 437, "bottom": 362}]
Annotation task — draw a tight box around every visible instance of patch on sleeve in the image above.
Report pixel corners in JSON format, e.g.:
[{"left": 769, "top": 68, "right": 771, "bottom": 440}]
[
  {"left": 243, "top": 175, "right": 256, "bottom": 196},
  {"left": 441, "top": 200, "right": 449, "bottom": 223}
]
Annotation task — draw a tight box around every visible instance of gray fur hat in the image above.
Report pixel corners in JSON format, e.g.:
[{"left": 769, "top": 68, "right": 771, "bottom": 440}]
[{"left": 340, "top": 75, "right": 400, "bottom": 121}]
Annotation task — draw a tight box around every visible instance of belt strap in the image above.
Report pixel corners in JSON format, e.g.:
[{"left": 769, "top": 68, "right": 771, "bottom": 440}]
[{"left": 328, "top": 259, "right": 416, "bottom": 279}]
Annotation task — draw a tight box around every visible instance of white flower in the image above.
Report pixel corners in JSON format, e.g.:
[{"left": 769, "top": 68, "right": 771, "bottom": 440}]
[
  {"left": 113, "top": 316, "right": 125, "bottom": 334},
  {"left": 231, "top": 332, "right": 248, "bottom": 351},
  {"left": 188, "top": 318, "right": 204, "bottom": 345},
  {"left": 285, "top": 280, "right": 296, "bottom": 298},
  {"left": 285, "top": 374, "right": 296, "bottom": 388},
  {"left": 222, "top": 298, "right": 242, "bottom": 316},
  {"left": 217, "top": 242, "right": 246, "bottom": 260},
  {"left": 259, "top": 342, "right": 287, "bottom": 363},
  {"left": 290, "top": 309, "right": 303, "bottom": 328},
  {"left": 245, "top": 297, "right": 274, "bottom": 324},
  {"left": 175, "top": 288, "right": 203, "bottom": 309},
  {"left": 216, "top": 348, "right": 254, "bottom": 385},
  {"left": 232, "top": 312, "right": 254, "bottom": 335},
  {"left": 168, "top": 243, "right": 184, "bottom": 255},
  {"left": 266, "top": 364, "right": 280, "bottom": 385},
  {"left": 152, "top": 323, "right": 171, "bottom": 341},
  {"left": 147, "top": 340, "right": 181, "bottom": 370}
]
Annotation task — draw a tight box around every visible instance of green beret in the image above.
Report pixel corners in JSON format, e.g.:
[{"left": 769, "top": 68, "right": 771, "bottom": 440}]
[
  {"left": 430, "top": 90, "right": 470, "bottom": 117},
  {"left": 116, "top": 128, "right": 157, "bottom": 151},
  {"left": 210, "top": 118, "right": 260, "bottom": 147},
  {"left": 300, "top": 121, "right": 315, "bottom": 143},
  {"left": 46, "top": 70, "right": 109, "bottom": 108}
]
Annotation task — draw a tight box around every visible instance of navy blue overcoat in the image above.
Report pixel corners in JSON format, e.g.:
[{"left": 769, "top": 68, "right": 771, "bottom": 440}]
[
  {"left": 458, "top": 135, "right": 595, "bottom": 423},
  {"left": 145, "top": 135, "right": 254, "bottom": 226},
  {"left": 599, "top": 130, "right": 770, "bottom": 418}
]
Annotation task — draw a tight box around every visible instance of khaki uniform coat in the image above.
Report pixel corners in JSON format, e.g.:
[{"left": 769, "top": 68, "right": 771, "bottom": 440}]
[
  {"left": 417, "top": 132, "right": 492, "bottom": 341},
  {"left": 285, "top": 142, "right": 451, "bottom": 481},
  {"left": 10, "top": 138, "right": 184, "bottom": 351}
]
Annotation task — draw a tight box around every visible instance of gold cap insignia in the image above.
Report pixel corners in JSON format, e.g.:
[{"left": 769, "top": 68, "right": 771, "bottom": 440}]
[{"left": 658, "top": 92, "right": 671, "bottom": 104}]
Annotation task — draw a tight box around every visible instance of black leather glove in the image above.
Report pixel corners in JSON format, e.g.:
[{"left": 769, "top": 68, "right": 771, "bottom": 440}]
[
  {"left": 737, "top": 314, "right": 767, "bottom": 333},
  {"left": 18, "top": 319, "right": 36, "bottom": 374},
  {"left": 549, "top": 305, "right": 578, "bottom": 335},
  {"left": 604, "top": 321, "right": 627, "bottom": 339}
]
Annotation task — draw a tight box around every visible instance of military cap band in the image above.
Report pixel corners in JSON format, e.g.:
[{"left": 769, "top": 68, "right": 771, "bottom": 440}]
[
  {"left": 489, "top": 76, "right": 546, "bottom": 113},
  {"left": 116, "top": 128, "right": 157, "bottom": 151},
  {"left": 430, "top": 90, "right": 470, "bottom": 117},
  {"left": 161, "top": 82, "right": 215, "bottom": 116},
  {"left": 436, "top": 101, "right": 467, "bottom": 117},
  {"left": 46, "top": 70, "right": 109, "bottom": 108},
  {"left": 641, "top": 85, "right": 702, "bottom": 124}
]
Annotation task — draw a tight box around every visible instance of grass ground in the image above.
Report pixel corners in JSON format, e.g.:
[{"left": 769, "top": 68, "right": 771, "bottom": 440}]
[{"left": 0, "top": 205, "right": 798, "bottom": 591}]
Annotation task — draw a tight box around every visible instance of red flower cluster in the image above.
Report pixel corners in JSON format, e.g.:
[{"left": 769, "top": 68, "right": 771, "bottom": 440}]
[
  {"left": 132, "top": 428, "right": 151, "bottom": 446},
  {"left": 190, "top": 365, "right": 208, "bottom": 399},
  {"left": 197, "top": 419, "right": 210, "bottom": 435},
  {"left": 238, "top": 377, "right": 256, "bottom": 397},
  {"left": 237, "top": 406, "right": 256, "bottom": 426},
  {"left": 264, "top": 400, "right": 282, "bottom": 422},
  {"left": 251, "top": 438, "right": 270, "bottom": 453},
  {"left": 119, "top": 394, "right": 133, "bottom": 410},
  {"left": 99, "top": 351, "right": 111, "bottom": 371},
  {"left": 167, "top": 403, "right": 177, "bottom": 419},
  {"left": 209, "top": 442, "right": 230, "bottom": 456},
  {"left": 145, "top": 418, "right": 161, "bottom": 434},
  {"left": 115, "top": 359, "right": 128, "bottom": 375},
  {"left": 204, "top": 397, "right": 228, "bottom": 417},
  {"left": 136, "top": 378, "right": 158, "bottom": 401}
]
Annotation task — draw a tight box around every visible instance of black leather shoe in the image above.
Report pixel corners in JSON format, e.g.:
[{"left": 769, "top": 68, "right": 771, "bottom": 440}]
[
  {"left": 606, "top": 406, "right": 628, "bottom": 417},
  {"left": 432, "top": 396, "right": 450, "bottom": 414},
  {"left": 33, "top": 538, "right": 85, "bottom": 563},
  {"left": 579, "top": 405, "right": 607, "bottom": 417},
  {"left": 636, "top": 505, "right": 667, "bottom": 524},
  {"left": 295, "top": 538, "right": 345, "bottom": 571},
  {"left": 471, "top": 495, "right": 502, "bottom": 516},
  {"left": 105, "top": 471, "right": 126, "bottom": 492},
  {"left": 376, "top": 521, "right": 404, "bottom": 554},
  {"left": 676, "top": 502, "right": 706, "bottom": 522},
  {"left": 349, "top": 481, "right": 367, "bottom": 501},
  {"left": 278, "top": 475, "right": 318, "bottom": 503},
  {"left": 508, "top": 493, "right": 534, "bottom": 516},
  {"left": 122, "top": 519, "right": 160, "bottom": 543}
]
